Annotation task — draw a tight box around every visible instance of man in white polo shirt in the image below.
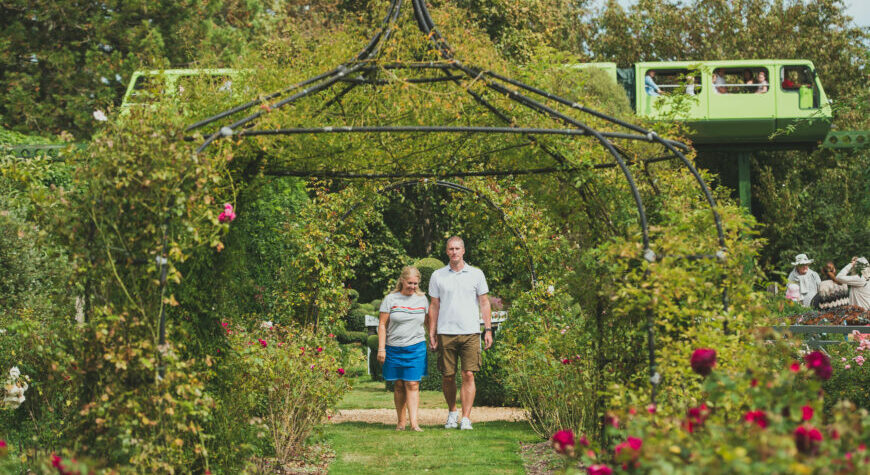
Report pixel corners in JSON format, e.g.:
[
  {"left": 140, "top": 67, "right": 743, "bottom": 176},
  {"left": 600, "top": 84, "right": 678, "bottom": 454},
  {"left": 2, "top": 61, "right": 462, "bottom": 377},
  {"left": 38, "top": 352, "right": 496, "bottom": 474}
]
[{"left": 428, "top": 236, "right": 492, "bottom": 430}]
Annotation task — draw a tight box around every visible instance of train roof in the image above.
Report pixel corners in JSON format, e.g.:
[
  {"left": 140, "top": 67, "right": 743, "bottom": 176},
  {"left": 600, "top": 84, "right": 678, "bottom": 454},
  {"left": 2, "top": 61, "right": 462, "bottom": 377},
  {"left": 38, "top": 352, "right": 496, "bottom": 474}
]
[{"left": 634, "top": 59, "right": 816, "bottom": 69}]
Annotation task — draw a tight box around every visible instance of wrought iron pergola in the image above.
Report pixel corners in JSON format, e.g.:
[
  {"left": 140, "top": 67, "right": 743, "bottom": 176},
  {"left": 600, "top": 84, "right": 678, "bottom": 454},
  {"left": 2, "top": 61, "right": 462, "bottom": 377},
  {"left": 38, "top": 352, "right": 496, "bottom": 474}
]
[{"left": 178, "top": 0, "right": 731, "bottom": 403}]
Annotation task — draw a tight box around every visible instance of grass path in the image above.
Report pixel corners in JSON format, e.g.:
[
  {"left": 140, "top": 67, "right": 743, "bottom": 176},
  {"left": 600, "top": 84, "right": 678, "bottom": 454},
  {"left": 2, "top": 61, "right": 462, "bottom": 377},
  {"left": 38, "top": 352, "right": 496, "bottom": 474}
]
[{"left": 321, "top": 378, "right": 539, "bottom": 474}]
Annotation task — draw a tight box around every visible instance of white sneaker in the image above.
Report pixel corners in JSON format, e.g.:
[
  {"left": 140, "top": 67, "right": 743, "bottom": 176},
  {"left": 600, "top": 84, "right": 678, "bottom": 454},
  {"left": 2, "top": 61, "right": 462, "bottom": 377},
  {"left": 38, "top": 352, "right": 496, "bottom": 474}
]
[
  {"left": 445, "top": 411, "right": 459, "bottom": 429},
  {"left": 460, "top": 417, "right": 473, "bottom": 430}
]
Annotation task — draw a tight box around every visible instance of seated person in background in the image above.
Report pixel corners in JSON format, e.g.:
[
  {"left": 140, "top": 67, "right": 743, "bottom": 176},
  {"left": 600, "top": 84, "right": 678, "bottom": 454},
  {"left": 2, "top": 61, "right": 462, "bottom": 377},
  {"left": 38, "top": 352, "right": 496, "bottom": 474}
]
[
  {"left": 837, "top": 257, "right": 870, "bottom": 310},
  {"left": 785, "top": 283, "right": 801, "bottom": 304},
  {"left": 816, "top": 261, "right": 850, "bottom": 309},
  {"left": 685, "top": 75, "right": 696, "bottom": 95},
  {"left": 713, "top": 69, "right": 727, "bottom": 94},
  {"left": 741, "top": 69, "right": 756, "bottom": 93},
  {"left": 754, "top": 71, "right": 769, "bottom": 94},
  {"left": 787, "top": 253, "right": 821, "bottom": 307},
  {"left": 644, "top": 70, "right": 662, "bottom": 96},
  {"left": 782, "top": 70, "right": 799, "bottom": 89}
]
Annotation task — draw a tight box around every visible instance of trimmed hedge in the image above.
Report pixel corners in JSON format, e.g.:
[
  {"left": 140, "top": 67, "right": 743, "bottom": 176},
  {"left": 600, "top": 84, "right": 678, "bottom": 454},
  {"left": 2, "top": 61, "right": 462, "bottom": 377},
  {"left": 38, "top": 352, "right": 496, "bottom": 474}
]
[{"left": 414, "top": 257, "right": 444, "bottom": 293}]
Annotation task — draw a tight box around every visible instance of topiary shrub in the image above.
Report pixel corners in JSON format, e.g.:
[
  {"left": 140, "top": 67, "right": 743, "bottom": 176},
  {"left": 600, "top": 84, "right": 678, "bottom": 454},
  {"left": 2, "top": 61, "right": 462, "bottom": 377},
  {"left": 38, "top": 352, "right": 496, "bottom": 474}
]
[
  {"left": 414, "top": 257, "right": 444, "bottom": 293},
  {"left": 367, "top": 334, "right": 382, "bottom": 380},
  {"left": 345, "top": 307, "right": 369, "bottom": 332}
]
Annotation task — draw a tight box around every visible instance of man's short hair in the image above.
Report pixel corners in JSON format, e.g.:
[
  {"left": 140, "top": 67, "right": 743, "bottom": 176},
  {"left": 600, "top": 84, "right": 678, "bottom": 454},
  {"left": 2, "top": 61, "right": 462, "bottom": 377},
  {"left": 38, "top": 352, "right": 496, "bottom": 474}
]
[{"left": 446, "top": 235, "right": 464, "bottom": 247}]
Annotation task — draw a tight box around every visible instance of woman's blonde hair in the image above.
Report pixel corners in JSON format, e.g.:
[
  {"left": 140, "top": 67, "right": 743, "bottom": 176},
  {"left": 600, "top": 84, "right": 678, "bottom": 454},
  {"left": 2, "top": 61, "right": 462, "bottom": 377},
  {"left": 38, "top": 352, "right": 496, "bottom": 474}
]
[{"left": 392, "top": 266, "right": 425, "bottom": 295}]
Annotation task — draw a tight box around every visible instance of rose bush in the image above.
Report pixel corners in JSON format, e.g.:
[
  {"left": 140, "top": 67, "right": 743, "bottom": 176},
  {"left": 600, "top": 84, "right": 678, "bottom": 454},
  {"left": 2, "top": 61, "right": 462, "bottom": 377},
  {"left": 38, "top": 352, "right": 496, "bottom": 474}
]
[{"left": 551, "top": 336, "right": 870, "bottom": 473}]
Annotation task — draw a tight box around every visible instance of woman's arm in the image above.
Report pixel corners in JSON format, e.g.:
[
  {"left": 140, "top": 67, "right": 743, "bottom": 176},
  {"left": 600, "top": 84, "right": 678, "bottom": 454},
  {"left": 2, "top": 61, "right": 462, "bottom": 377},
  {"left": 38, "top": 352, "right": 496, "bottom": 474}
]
[{"left": 377, "top": 311, "right": 389, "bottom": 363}]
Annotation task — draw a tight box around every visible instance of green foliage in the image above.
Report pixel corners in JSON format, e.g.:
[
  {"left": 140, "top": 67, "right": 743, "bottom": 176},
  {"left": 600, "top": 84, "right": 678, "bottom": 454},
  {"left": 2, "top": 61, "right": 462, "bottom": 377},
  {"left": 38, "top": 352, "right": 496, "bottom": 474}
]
[
  {"left": 414, "top": 257, "right": 445, "bottom": 294},
  {"left": 345, "top": 308, "right": 370, "bottom": 333}
]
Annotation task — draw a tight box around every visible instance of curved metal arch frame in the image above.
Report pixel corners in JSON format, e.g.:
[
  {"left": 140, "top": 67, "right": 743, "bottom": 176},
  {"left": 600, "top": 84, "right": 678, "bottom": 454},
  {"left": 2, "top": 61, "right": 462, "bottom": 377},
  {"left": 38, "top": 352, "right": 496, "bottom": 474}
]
[
  {"left": 339, "top": 179, "right": 538, "bottom": 286},
  {"left": 180, "top": 0, "right": 734, "bottom": 403}
]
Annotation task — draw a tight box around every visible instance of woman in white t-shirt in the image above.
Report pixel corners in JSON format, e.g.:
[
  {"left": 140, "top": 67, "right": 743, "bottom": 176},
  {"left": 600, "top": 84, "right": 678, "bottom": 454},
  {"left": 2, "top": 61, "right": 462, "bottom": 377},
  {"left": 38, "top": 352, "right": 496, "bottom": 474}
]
[{"left": 377, "top": 266, "right": 430, "bottom": 431}]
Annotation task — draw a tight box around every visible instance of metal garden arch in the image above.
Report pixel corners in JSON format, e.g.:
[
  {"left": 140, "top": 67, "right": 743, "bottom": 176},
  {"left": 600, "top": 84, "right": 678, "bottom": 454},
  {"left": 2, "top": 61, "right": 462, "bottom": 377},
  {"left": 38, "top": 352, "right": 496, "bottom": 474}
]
[{"left": 178, "top": 0, "right": 732, "bottom": 403}]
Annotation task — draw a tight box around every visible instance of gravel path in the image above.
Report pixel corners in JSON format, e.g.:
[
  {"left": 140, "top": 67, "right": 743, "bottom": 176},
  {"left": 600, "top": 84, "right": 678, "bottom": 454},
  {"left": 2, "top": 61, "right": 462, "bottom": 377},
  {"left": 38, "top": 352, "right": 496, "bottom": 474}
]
[{"left": 329, "top": 407, "right": 527, "bottom": 425}]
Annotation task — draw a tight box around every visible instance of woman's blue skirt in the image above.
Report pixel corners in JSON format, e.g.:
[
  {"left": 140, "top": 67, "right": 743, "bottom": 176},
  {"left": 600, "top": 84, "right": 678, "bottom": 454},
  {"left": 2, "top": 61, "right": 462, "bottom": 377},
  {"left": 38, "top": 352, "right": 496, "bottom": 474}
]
[{"left": 383, "top": 340, "right": 428, "bottom": 382}]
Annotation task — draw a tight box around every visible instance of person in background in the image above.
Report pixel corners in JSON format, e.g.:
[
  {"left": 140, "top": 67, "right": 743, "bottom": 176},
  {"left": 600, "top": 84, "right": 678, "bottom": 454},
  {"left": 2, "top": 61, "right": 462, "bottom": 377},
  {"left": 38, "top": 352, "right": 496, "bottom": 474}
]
[
  {"left": 836, "top": 257, "right": 870, "bottom": 310},
  {"left": 785, "top": 283, "right": 801, "bottom": 304},
  {"left": 713, "top": 69, "right": 727, "bottom": 94},
  {"left": 377, "top": 266, "right": 430, "bottom": 431},
  {"left": 644, "top": 70, "right": 662, "bottom": 96},
  {"left": 685, "top": 75, "right": 696, "bottom": 95},
  {"left": 787, "top": 253, "right": 821, "bottom": 307},
  {"left": 816, "top": 261, "right": 849, "bottom": 309},
  {"left": 754, "top": 71, "right": 769, "bottom": 94},
  {"left": 741, "top": 69, "right": 756, "bottom": 93}
]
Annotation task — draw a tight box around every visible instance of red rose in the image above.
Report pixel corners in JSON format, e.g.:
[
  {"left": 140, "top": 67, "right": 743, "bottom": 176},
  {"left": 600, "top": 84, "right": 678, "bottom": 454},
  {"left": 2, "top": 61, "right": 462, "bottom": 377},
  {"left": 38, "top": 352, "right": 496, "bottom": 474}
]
[
  {"left": 551, "top": 430, "right": 575, "bottom": 454},
  {"left": 685, "top": 404, "right": 709, "bottom": 433},
  {"left": 794, "top": 425, "right": 823, "bottom": 455},
  {"left": 802, "top": 405, "right": 814, "bottom": 421},
  {"left": 789, "top": 362, "right": 801, "bottom": 372},
  {"left": 690, "top": 348, "right": 717, "bottom": 376},
  {"left": 614, "top": 436, "right": 642, "bottom": 462},
  {"left": 804, "top": 351, "right": 833, "bottom": 380},
  {"left": 337, "top": 368, "right": 345, "bottom": 376},
  {"left": 562, "top": 358, "right": 571, "bottom": 365},
  {"left": 587, "top": 465, "right": 614, "bottom": 475},
  {"left": 578, "top": 435, "right": 590, "bottom": 447},
  {"left": 744, "top": 410, "right": 768, "bottom": 428}
]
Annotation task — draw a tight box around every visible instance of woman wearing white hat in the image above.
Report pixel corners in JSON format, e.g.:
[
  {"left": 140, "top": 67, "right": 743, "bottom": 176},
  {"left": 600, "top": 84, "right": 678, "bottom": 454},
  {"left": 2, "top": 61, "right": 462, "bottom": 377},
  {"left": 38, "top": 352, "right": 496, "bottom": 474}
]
[
  {"left": 836, "top": 257, "right": 870, "bottom": 310},
  {"left": 787, "top": 254, "right": 821, "bottom": 307}
]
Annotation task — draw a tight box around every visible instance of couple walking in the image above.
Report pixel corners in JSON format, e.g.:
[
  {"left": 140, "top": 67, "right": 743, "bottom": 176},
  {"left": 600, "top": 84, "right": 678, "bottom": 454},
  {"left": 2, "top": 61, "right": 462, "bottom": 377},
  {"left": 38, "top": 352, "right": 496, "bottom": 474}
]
[{"left": 376, "top": 236, "right": 493, "bottom": 431}]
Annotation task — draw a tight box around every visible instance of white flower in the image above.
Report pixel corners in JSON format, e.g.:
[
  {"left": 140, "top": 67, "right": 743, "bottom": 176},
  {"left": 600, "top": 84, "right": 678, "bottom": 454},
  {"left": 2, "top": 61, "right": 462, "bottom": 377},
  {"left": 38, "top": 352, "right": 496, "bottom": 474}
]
[
  {"left": 546, "top": 285, "right": 555, "bottom": 296},
  {"left": 100, "top": 76, "right": 109, "bottom": 85},
  {"left": 0, "top": 328, "right": 6, "bottom": 334},
  {"left": 261, "top": 321, "right": 274, "bottom": 329},
  {"left": 93, "top": 110, "right": 108, "bottom": 122},
  {"left": 9, "top": 367, "right": 20, "bottom": 380}
]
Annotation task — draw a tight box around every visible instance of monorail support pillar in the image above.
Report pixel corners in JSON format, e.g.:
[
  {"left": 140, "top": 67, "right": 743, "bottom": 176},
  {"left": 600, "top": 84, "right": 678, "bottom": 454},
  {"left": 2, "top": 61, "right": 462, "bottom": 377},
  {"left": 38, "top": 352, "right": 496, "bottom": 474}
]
[{"left": 737, "top": 151, "right": 751, "bottom": 212}]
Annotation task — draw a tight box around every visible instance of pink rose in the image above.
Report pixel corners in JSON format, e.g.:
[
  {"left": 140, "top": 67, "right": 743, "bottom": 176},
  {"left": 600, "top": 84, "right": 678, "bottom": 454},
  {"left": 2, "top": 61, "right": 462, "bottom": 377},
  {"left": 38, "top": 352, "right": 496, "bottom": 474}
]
[
  {"left": 854, "top": 355, "right": 865, "bottom": 366},
  {"left": 551, "top": 430, "right": 575, "bottom": 454},
  {"left": 258, "top": 339, "right": 267, "bottom": 348},
  {"left": 789, "top": 361, "right": 801, "bottom": 372},
  {"left": 316, "top": 347, "right": 323, "bottom": 353},
  {"left": 614, "top": 436, "right": 642, "bottom": 462},
  {"left": 561, "top": 358, "right": 571, "bottom": 365},
  {"left": 801, "top": 405, "right": 814, "bottom": 421},
  {"left": 646, "top": 404, "right": 656, "bottom": 414},
  {"left": 218, "top": 203, "right": 237, "bottom": 223},
  {"left": 690, "top": 348, "right": 716, "bottom": 376},
  {"left": 337, "top": 368, "right": 345, "bottom": 376},
  {"left": 587, "top": 465, "right": 613, "bottom": 475}
]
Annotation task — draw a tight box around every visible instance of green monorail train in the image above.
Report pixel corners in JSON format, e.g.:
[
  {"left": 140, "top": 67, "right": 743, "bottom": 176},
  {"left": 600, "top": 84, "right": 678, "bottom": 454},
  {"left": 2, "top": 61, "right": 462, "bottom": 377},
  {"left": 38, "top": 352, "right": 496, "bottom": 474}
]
[{"left": 573, "top": 60, "right": 832, "bottom": 148}]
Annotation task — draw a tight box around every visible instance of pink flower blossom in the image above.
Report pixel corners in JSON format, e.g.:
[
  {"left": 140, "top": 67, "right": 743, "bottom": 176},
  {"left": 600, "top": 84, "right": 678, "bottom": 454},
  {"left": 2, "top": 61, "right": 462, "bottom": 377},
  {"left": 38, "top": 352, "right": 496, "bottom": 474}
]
[
  {"left": 551, "top": 430, "right": 575, "bottom": 454},
  {"left": 587, "top": 465, "right": 613, "bottom": 475},
  {"left": 578, "top": 435, "right": 590, "bottom": 447},
  {"left": 329, "top": 333, "right": 335, "bottom": 338},
  {"left": 316, "top": 347, "right": 323, "bottom": 353},
  {"left": 802, "top": 405, "right": 814, "bottom": 421},
  {"left": 854, "top": 355, "right": 865, "bottom": 366},
  {"left": 789, "top": 361, "right": 801, "bottom": 372},
  {"left": 845, "top": 364, "right": 851, "bottom": 369},
  {"left": 0, "top": 440, "right": 6, "bottom": 448},
  {"left": 221, "top": 322, "right": 229, "bottom": 328},
  {"left": 218, "top": 203, "right": 237, "bottom": 223},
  {"left": 690, "top": 348, "right": 716, "bottom": 376},
  {"left": 614, "top": 437, "right": 642, "bottom": 462},
  {"left": 258, "top": 339, "right": 267, "bottom": 348},
  {"left": 750, "top": 378, "right": 758, "bottom": 387},
  {"left": 646, "top": 404, "right": 657, "bottom": 414},
  {"left": 561, "top": 358, "right": 571, "bottom": 365},
  {"left": 337, "top": 368, "right": 345, "bottom": 376},
  {"left": 805, "top": 351, "right": 833, "bottom": 380},
  {"left": 309, "top": 364, "right": 315, "bottom": 369}
]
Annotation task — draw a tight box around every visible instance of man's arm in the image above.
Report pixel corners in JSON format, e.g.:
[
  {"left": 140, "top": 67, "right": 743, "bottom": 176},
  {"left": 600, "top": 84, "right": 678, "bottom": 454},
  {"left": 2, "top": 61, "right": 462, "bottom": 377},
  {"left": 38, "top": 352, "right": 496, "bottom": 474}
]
[
  {"left": 479, "top": 293, "right": 492, "bottom": 350},
  {"left": 428, "top": 297, "right": 440, "bottom": 350}
]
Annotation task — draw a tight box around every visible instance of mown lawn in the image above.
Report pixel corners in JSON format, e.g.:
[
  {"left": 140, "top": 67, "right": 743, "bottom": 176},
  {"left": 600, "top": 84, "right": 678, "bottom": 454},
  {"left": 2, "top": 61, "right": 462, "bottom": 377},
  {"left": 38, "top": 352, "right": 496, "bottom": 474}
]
[
  {"left": 321, "top": 421, "right": 537, "bottom": 474},
  {"left": 337, "top": 378, "right": 453, "bottom": 410}
]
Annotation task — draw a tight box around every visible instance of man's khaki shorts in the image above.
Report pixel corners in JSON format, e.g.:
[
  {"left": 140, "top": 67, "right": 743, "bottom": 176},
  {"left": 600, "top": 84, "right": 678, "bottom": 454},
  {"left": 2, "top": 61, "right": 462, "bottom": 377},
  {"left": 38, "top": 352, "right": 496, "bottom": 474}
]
[{"left": 437, "top": 334, "right": 481, "bottom": 377}]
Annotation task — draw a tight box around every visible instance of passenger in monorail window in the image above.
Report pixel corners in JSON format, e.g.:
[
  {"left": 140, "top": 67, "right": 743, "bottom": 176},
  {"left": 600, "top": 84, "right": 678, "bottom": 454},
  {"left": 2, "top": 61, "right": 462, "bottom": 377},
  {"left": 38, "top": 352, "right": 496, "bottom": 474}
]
[
  {"left": 644, "top": 70, "right": 662, "bottom": 96},
  {"left": 713, "top": 69, "right": 727, "bottom": 94},
  {"left": 741, "top": 69, "right": 756, "bottom": 93},
  {"left": 685, "top": 76, "right": 696, "bottom": 95},
  {"left": 782, "top": 70, "right": 800, "bottom": 89},
  {"left": 755, "top": 71, "right": 769, "bottom": 94}
]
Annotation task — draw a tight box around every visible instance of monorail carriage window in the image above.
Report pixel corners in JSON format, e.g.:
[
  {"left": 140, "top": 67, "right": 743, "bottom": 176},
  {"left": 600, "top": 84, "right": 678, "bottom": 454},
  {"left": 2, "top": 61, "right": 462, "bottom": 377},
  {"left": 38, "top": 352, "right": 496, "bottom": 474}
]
[
  {"left": 712, "top": 67, "right": 770, "bottom": 94},
  {"left": 646, "top": 69, "right": 702, "bottom": 95},
  {"left": 780, "top": 66, "right": 813, "bottom": 90}
]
